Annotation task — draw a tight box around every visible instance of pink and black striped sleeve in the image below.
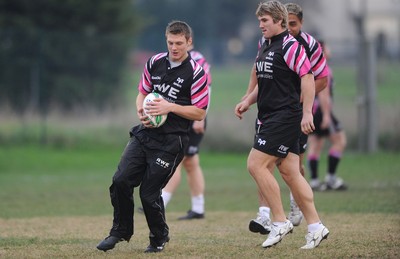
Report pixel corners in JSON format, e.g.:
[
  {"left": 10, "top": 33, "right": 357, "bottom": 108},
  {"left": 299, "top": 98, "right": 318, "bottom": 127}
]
[
  {"left": 200, "top": 60, "right": 212, "bottom": 87},
  {"left": 305, "top": 33, "right": 329, "bottom": 79},
  {"left": 283, "top": 36, "right": 312, "bottom": 77},
  {"left": 191, "top": 51, "right": 212, "bottom": 87},
  {"left": 190, "top": 60, "right": 209, "bottom": 110},
  {"left": 138, "top": 52, "right": 167, "bottom": 94}
]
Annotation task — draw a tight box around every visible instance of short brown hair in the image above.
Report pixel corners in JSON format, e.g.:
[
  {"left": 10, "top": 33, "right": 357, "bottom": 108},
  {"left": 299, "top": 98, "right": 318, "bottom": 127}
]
[{"left": 165, "top": 20, "right": 192, "bottom": 41}]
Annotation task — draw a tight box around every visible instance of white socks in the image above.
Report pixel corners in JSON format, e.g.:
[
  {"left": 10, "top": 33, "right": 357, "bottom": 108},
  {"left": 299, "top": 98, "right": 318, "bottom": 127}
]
[
  {"left": 162, "top": 191, "right": 204, "bottom": 214},
  {"left": 308, "top": 222, "right": 323, "bottom": 233},
  {"left": 161, "top": 190, "right": 172, "bottom": 208},
  {"left": 191, "top": 194, "right": 205, "bottom": 214},
  {"left": 259, "top": 206, "right": 270, "bottom": 218}
]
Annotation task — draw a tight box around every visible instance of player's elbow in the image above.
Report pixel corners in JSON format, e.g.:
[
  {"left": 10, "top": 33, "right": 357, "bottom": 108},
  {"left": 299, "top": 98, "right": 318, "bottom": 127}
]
[{"left": 195, "top": 109, "right": 207, "bottom": 121}]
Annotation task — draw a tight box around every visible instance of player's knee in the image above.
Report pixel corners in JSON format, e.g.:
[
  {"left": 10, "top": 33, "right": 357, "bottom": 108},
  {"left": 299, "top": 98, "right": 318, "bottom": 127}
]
[
  {"left": 299, "top": 164, "right": 305, "bottom": 177},
  {"left": 247, "top": 162, "right": 258, "bottom": 177},
  {"left": 112, "top": 170, "right": 127, "bottom": 187},
  {"left": 183, "top": 156, "right": 197, "bottom": 171}
]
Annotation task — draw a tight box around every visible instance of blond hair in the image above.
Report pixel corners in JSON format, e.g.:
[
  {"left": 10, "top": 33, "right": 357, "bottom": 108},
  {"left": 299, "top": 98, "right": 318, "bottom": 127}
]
[{"left": 256, "top": 1, "right": 288, "bottom": 29}]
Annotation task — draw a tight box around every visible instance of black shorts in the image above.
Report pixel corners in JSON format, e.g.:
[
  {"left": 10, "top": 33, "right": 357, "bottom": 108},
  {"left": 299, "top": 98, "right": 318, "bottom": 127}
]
[
  {"left": 184, "top": 119, "right": 206, "bottom": 156},
  {"left": 312, "top": 108, "right": 343, "bottom": 137},
  {"left": 253, "top": 122, "right": 301, "bottom": 158},
  {"left": 299, "top": 133, "right": 308, "bottom": 154}
]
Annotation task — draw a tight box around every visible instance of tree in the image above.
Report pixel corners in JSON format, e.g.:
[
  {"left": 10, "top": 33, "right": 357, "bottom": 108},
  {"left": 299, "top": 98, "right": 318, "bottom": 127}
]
[{"left": 0, "top": 0, "right": 140, "bottom": 114}]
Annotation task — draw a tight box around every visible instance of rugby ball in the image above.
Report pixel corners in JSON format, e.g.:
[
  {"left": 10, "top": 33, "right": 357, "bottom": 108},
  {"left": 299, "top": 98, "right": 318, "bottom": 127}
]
[{"left": 143, "top": 92, "right": 168, "bottom": 128}]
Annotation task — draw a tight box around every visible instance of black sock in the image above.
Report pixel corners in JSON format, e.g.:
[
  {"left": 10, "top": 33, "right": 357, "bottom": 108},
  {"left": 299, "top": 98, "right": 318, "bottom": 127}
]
[
  {"left": 308, "top": 158, "right": 319, "bottom": 179},
  {"left": 328, "top": 155, "right": 340, "bottom": 175}
]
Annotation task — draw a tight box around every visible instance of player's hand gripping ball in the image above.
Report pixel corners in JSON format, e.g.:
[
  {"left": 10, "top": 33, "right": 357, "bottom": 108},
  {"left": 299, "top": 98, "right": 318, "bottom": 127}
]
[{"left": 142, "top": 92, "right": 168, "bottom": 128}]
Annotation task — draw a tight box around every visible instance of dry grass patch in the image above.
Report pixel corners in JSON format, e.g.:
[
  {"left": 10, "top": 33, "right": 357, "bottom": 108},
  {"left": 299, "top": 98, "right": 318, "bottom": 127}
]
[{"left": 0, "top": 212, "right": 399, "bottom": 258}]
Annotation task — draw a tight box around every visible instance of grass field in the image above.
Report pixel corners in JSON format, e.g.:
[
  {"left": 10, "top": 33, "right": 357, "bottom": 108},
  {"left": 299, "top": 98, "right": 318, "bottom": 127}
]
[
  {"left": 0, "top": 62, "right": 399, "bottom": 258},
  {"left": 0, "top": 146, "right": 399, "bottom": 258}
]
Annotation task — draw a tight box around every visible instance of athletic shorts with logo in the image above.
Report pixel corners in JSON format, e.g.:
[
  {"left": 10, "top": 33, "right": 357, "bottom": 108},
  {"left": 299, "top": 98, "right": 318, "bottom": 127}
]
[
  {"left": 184, "top": 119, "right": 206, "bottom": 156},
  {"left": 312, "top": 108, "right": 343, "bottom": 137},
  {"left": 299, "top": 132, "right": 308, "bottom": 154},
  {"left": 253, "top": 121, "right": 301, "bottom": 158}
]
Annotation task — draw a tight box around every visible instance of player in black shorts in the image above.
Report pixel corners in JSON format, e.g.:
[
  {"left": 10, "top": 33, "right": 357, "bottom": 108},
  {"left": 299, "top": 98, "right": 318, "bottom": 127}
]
[
  {"left": 307, "top": 40, "right": 347, "bottom": 191},
  {"left": 245, "top": 2, "right": 330, "bottom": 233},
  {"left": 96, "top": 20, "right": 209, "bottom": 254},
  {"left": 235, "top": 1, "right": 329, "bottom": 249}
]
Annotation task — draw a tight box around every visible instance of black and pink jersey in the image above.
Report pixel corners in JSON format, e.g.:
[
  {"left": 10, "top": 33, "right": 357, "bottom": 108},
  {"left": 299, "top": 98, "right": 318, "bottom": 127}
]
[
  {"left": 255, "top": 30, "right": 312, "bottom": 123},
  {"left": 189, "top": 50, "right": 212, "bottom": 87},
  {"left": 138, "top": 52, "right": 209, "bottom": 134},
  {"left": 295, "top": 31, "right": 328, "bottom": 79}
]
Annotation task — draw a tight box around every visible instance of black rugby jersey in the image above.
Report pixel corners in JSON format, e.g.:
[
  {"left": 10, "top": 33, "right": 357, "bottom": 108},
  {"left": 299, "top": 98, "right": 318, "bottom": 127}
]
[
  {"left": 138, "top": 52, "right": 209, "bottom": 135},
  {"left": 255, "top": 30, "right": 312, "bottom": 123}
]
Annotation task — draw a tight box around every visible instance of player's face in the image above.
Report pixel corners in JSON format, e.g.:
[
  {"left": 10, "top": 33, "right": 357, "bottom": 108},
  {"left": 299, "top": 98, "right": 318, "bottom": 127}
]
[
  {"left": 287, "top": 14, "right": 302, "bottom": 37},
  {"left": 258, "top": 14, "right": 282, "bottom": 39},
  {"left": 166, "top": 33, "right": 192, "bottom": 62}
]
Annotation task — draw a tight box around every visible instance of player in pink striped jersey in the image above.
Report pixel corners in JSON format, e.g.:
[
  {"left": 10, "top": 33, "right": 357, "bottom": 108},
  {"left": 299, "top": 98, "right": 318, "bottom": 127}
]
[
  {"left": 284, "top": 2, "right": 330, "bottom": 225},
  {"left": 245, "top": 2, "right": 330, "bottom": 233},
  {"left": 161, "top": 41, "right": 212, "bottom": 220},
  {"left": 97, "top": 20, "right": 209, "bottom": 253},
  {"left": 235, "top": 1, "right": 329, "bottom": 249}
]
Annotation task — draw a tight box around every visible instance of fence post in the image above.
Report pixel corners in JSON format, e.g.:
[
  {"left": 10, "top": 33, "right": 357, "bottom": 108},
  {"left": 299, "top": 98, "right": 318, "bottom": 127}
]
[
  {"left": 357, "top": 39, "right": 377, "bottom": 153},
  {"left": 365, "top": 40, "right": 377, "bottom": 152}
]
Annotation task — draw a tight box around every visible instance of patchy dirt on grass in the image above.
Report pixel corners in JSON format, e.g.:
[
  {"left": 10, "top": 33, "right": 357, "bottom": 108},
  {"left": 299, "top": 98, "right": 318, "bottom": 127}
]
[{"left": 0, "top": 212, "right": 399, "bottom": 259}]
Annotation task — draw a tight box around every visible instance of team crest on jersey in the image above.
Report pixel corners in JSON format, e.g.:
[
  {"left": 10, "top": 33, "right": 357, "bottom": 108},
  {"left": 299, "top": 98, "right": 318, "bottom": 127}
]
[
  {"left": 173, "top": 77, "right": 184, "bottom": 88},
  {"left": 265, "top": 51, "right": 274, "bottom": 61},
  {"left": 177, "top": 77, "right": 184, "bottom": 84}
]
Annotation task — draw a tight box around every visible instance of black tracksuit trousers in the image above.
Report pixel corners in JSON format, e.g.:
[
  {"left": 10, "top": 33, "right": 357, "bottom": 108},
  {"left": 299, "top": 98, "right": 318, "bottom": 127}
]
[{"left": 108, "top": 125, "right": 186, "bottom": 246}]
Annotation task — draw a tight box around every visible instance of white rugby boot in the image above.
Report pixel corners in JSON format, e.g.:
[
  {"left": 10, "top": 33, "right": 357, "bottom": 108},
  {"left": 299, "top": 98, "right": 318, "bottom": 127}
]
[
  {"left": 288, "top": 207, "right": 303, "bottom": 226},
  {"left": 300, "top": 226, "right": 330, "bottom": 249},
  {"left": 287, "top": 195, "right": 303, "bottom": 226},
  {"left": 262, "top": 220, "right": 293, "bottom": 248},
  {"left": 249, "top": 213, "right": 271, "bottom": 235}
]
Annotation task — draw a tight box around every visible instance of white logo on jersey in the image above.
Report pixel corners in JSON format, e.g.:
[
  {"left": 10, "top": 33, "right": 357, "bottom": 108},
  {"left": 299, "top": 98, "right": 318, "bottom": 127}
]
[
  {"left": 154, "top": 83, "right": 180, "bottom": 100},
  {"left": 256, "top": 61, "right": 273, "bottom": 73},
  {"left": 265, "top": 52, "right": 274, "bottom": 61},
  {"left": 177, "top": 77, "right": 184, "bottom": 84},
  {"left": 173, "top": 77, "right": 184, "bottom": 88}
]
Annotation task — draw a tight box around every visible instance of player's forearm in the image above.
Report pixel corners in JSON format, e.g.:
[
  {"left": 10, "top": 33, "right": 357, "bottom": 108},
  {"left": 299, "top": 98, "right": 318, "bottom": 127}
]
[
  {"left": 246, "top": 85, "right": 258, "bottom": 106},
  {"left": 169, "top": 104, "right": 206, "bottom": 121},
  {"left": 318, "top": 87, "right": 331, "bottom": 115},
  {"left": 242, "top": 65, "right": 257, "bottom": 100},
  {"left": 301, "top": 74, "right": 315, "bottom": 114},
  {"left": 136, "top": 92, "right": 146, "bottom": 111}
]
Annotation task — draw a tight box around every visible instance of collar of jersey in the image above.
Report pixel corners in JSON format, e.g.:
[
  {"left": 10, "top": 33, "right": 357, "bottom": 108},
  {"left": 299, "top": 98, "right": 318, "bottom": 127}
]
[
  {"left": 166, "top": 53, "right": 191, "bottom": 66},
  {"left": 268, "top": 29, "right": 289, "bottom": 43}
]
